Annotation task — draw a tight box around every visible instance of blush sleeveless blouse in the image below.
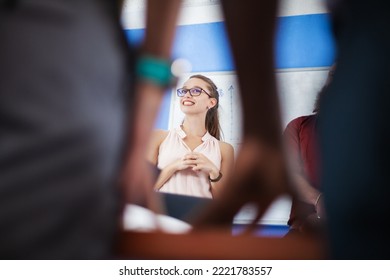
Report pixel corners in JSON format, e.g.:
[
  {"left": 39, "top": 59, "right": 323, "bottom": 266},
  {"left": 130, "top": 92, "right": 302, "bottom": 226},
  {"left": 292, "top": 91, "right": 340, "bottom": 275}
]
[{"left": 157, "top": 127, "right": 221, "bottom": 198}]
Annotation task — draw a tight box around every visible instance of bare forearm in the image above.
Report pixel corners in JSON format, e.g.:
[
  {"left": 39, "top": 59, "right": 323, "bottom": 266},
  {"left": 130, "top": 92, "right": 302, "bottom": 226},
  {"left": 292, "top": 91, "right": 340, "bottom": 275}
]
[
  {"left": 154, "top": 163, "right": 178, "bottom": 190},
  {"left": 120, "top": 0, "right": 181, "bottom": 206},
  {"left": 221, "top": 0, "right": 280, "bottom": 143},
  {"left": 130, "top": 85, "right": 164, "bottom": 149},
  {"left": 292, "top": 173, "right": 321, "bottom": 205},
  {"left": 210, "top": 144, "right": 235, "bottom": 198},
  {"left": 209, "top": 179, "right": 225, "bottom": 198},
  {"left": 128, "top": 0, "right": 181, "bottom": 149},
  {"left": 143, "top": 0, "right": 181, "bottom": 57}
]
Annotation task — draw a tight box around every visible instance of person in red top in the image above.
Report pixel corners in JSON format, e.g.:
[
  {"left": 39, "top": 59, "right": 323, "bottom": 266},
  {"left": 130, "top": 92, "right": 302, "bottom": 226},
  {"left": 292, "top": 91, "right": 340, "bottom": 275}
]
[
  {"left": 284, "top": 114, "right": 321, "bottom": 231},
  {"left": 283, "top": 66, "right": 335, "bottom": 236}
]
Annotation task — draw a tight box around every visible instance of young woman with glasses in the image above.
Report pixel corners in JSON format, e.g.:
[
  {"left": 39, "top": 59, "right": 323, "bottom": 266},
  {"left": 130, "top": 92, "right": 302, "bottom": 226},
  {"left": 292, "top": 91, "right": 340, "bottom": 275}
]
[{"left": 146, "top": 74, "right": 234, "bottom": 198}]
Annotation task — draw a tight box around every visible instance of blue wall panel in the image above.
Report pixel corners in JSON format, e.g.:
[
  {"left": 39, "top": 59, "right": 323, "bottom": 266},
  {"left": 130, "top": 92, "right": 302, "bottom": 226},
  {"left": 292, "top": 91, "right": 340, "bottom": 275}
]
[
  {"left": 173, "top": 22, "right": 234, "bottom": 72},
  {"left": 124, "top": 28, "right": 144, "bottom": 46},
  {"left": 275, "top": 14, "right": 336, "bottom": 68},
  {"left": 125, "top": 22, "right": 234, "bottom": 72},
  {"left": 154, "top": 91, "right": 172, "bottom": 130},
  {"left": 124, "top": 13, "right": 335, "bottom": 130},
  {"left": 125, "top": 14, "right": 335, "bottom": 71}
]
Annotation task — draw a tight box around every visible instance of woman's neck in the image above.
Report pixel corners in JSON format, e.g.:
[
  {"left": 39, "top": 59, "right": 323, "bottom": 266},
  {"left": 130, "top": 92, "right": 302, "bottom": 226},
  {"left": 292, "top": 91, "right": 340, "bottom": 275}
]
[{"left": 181, "top": 116, "right": 207, "bottom": 137}]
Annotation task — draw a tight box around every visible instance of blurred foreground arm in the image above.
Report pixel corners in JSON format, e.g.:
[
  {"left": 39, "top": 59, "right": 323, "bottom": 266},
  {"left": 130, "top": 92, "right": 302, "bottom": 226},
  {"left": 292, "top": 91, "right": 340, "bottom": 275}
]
[
  {"left": 194, "top": 0, "right": 292, "bottom": 227},
  {"left": 121, "top": 0, "right": 181, "bottom": 207}
]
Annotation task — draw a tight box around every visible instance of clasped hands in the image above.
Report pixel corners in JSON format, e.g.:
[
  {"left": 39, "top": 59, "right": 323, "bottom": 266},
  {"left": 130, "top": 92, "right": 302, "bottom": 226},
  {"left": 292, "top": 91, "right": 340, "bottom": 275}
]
[{"left": 175, "top": 152, "right": 219, "bottom": 178}]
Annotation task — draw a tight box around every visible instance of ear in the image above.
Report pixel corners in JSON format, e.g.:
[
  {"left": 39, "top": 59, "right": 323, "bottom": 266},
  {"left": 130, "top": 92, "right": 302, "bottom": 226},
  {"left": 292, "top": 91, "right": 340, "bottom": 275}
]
[{"left": 208, "top": 97, "right": 217, "bottom": 109}]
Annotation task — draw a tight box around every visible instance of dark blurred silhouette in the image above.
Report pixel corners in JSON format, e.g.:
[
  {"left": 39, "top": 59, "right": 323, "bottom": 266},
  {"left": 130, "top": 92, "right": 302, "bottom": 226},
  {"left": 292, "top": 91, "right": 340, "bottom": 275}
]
[
  {"left": 192, "top": 1, "right": 293, "bottom": 232},
  {"left": 0, "top": 0, "right": 181, "bottom": 259},
  {"left": 319, "top": 0, "right": 390, "bottom": 259}
]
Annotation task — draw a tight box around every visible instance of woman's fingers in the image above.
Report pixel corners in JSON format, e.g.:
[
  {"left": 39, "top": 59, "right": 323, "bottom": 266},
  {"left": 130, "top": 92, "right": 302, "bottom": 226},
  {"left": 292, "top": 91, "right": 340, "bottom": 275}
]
[
  {"left": 182, "top": 152, "right": 215, "bottom": 172},
  {"left": 183, "top": 152, "right": 200, "bottom": 160}
]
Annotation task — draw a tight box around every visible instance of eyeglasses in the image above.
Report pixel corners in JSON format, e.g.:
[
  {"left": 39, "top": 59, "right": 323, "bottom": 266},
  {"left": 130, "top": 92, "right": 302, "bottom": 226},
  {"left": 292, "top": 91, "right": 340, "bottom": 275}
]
[{"left": 177, "top": 87, "right": 211, "bottom": 97}]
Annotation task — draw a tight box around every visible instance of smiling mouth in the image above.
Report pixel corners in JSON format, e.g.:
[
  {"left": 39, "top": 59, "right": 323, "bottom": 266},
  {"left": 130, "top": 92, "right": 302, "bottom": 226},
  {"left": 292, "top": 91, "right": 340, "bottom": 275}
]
[{"left": 182, "top": 100, "right": 195, "bottom": 106}]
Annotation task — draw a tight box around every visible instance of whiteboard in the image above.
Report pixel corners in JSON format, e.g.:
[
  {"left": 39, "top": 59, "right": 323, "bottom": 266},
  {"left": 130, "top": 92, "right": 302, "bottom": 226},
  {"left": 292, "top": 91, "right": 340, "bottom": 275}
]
[{"left": 276, "top": 67, "right": 329, "bottom": 128}]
